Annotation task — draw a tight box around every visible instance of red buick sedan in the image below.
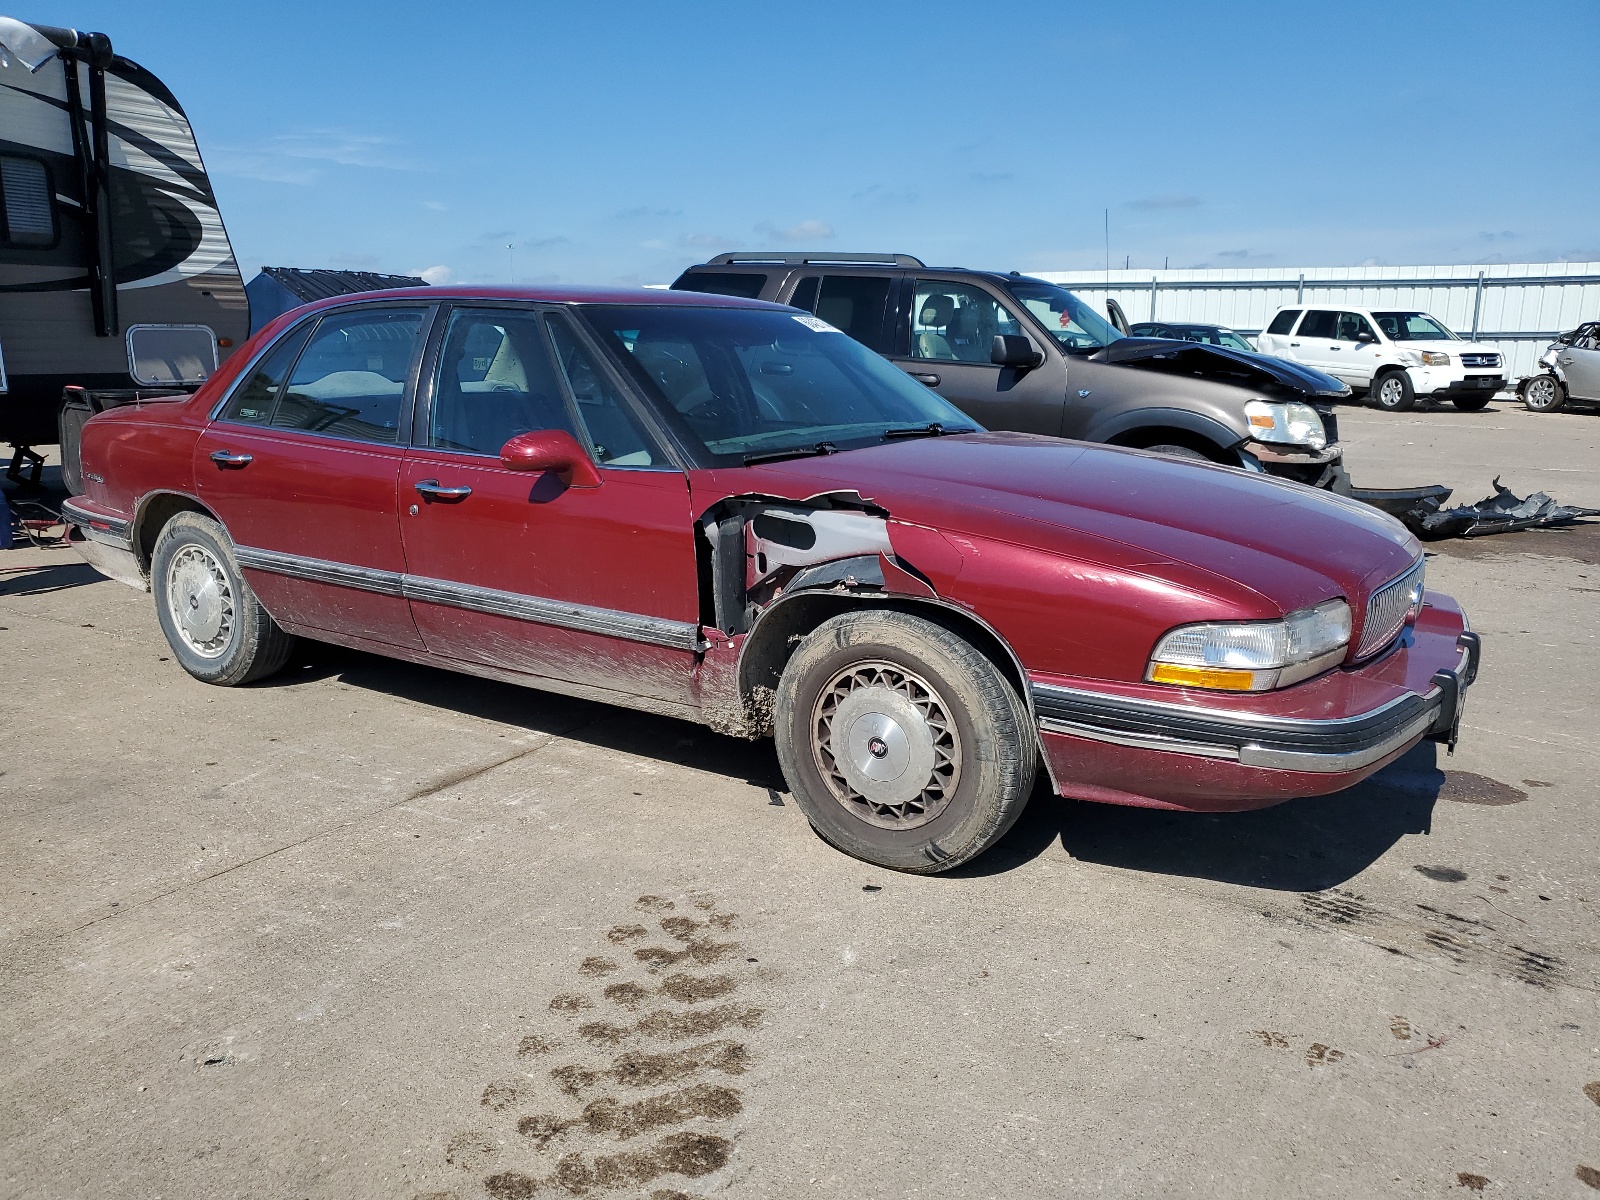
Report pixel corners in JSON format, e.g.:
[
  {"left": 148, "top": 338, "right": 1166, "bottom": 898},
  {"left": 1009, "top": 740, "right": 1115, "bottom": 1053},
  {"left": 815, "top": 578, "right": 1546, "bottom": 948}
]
[{"left": 64, "top": 286, "right": 1479, "bottom": 872}]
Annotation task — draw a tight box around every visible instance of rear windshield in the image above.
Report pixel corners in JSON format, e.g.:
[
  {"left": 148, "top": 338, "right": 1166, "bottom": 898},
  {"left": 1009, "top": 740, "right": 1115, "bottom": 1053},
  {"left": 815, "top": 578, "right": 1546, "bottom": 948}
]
[
  {"left": 671, "top": 271, "right": 767, "bottom": 300},
  {"left": 579, "top": 304, "right": 973, "bottom": 466}
]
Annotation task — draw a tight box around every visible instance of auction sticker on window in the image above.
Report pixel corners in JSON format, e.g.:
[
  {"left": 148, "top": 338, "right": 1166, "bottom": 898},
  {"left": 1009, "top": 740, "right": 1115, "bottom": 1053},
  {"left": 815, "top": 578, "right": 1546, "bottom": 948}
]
[{"left": 792, "top": 315, "right": 842, "bottom": 333}]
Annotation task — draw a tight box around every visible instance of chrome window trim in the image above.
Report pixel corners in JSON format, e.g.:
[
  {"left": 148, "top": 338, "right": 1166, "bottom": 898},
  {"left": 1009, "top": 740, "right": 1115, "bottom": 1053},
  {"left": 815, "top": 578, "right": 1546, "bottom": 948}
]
[{"left": 233, "top": 545, "right": 701, "bottom": 652}]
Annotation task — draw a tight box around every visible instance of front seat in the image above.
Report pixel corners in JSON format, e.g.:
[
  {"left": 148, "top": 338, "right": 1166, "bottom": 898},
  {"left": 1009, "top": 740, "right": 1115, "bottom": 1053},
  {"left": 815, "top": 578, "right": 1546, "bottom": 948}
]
[{"left": 916, "top": 295, "right": 955, "bottom": 359}]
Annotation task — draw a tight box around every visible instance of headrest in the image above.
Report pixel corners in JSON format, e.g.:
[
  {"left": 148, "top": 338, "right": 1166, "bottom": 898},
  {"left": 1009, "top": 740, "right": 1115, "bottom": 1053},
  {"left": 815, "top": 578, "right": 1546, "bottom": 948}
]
[{"left": 919, "top": 295, "right": 955, "bottom": 326}]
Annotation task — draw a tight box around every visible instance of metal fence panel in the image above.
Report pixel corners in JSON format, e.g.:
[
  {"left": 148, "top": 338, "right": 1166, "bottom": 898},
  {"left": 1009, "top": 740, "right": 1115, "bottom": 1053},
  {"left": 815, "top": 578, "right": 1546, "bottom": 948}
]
[{"left": 1031, "top": 262, "right": 1600, "bottom": 384}]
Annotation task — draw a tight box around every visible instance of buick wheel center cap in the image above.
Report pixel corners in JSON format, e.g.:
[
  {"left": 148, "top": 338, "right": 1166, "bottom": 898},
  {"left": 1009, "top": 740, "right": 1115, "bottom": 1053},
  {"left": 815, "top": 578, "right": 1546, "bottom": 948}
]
[
  {"left": 867, "top": 736, "right": 889, "bottom": 759},
  {"left": 829, "top": 686, "right": 938, "bottom": 807}
]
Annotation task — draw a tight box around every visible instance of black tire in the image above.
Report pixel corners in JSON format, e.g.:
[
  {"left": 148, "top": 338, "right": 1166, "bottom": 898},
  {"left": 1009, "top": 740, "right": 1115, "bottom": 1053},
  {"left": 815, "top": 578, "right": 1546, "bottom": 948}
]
[
  {"left": 1522, "top": 375, "right": 1566, "bottom": 413},
  {"left": 1451, "top": 394, "right": 1491, "bottom": 412},
  {"left": 773, "top": 609, "right": 1035, "bottom": 874},
  {"left": 1371, "top": 371, "right": 1416, "bottom": 412},
  {"left": 1143, "top": 443, "right": 1212, "bottom": 462},
  {"left": 150, "top": 511, "right": 295, "bottom": 686}
]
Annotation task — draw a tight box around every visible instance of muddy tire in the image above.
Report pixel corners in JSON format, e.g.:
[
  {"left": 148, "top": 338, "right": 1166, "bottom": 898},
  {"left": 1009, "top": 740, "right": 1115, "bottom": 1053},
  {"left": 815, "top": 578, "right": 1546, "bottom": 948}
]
[
  {"left": 773, "top": 609, "right": 1035, "bottom": 874},
  {"left": 151, "top": 511, "right": 295, "bottom": 686},
  {"left": 1144, "top": 443, "right": 1212, "bottom": 462},
  {"left": 1522, "top": 375, "right": 1565, "bottom": 413},
  {"left": 1371, "top": 370, "right": 1416, "bottom": 412},
  {"left": 1451, "top": 394, "right": 1491, "bottom": 412}
]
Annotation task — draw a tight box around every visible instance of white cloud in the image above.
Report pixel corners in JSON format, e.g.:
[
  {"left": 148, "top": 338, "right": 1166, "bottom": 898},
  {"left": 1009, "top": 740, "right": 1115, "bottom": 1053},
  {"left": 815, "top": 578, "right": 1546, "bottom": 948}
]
[
  {"left": 1126, "top": 194, "right": 1202, "bottom": 211},
  {"left": 755, "top": 218, "right": 834, "bottom": 242},
  {"left": 679, "top": 233, "right": 737, "bottom": 248},
  {"left": 210, "top": 129, "right": 421, "bottom": 185},
  {"left": 414, "top": 265, "right": 454, "bottom": 285}
]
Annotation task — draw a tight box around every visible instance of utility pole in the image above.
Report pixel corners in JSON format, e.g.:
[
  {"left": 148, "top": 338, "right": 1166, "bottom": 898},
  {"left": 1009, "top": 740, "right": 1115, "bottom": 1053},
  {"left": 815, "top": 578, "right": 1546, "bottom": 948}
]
[
  {"left": 507, "top": 243, "right": 515, "bottom": 280},
  {"left": 1104, "top": 209, "right": 1109, "bottom": 279}
]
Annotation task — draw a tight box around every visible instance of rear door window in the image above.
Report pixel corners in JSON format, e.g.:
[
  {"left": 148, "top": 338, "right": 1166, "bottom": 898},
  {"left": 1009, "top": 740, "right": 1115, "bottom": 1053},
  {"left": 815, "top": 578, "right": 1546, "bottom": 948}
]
[
  {"left": 272, "top": 309, "right": 425, "bottom": 443},
  {"left": 1297, "top": 310, "right": 1338, "bottom": 339},
  {"left": 672, "top": 271, "right": 767, "bottom": 299},
  {"left": 812, "top": 275, "right": 894, "bottom": 352},
  {"left": 1266, "top": 310, "right": 1301, "bottom": 335},
  {"left": 786, "top": 276, "right": 821, "bottom": 314}
]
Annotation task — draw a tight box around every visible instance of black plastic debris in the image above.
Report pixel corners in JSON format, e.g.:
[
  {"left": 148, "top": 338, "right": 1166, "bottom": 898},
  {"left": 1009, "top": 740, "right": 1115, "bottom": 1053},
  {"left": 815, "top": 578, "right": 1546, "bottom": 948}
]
[{"left": 1405, "top": 477, "right": 1600, "bottom": 540}]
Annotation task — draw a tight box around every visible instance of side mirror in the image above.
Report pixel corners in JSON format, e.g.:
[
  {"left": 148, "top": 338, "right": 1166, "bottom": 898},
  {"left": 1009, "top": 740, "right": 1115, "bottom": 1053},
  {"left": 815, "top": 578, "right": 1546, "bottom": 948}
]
[
  {"left": 991, "top": 334, "right": 1044, "bottom": 369},
  {"left": 1355, "top": 330, "right": 1376, "bottom": 343},
  {"left": 500, "top": 428, "right": 602, "bottom": 488}
]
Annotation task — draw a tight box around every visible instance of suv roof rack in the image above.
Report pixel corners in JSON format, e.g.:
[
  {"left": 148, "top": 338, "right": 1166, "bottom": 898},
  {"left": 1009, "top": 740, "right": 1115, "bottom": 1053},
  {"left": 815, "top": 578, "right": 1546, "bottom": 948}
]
[{"left": 704, "top": 251, "right": 925, "bottom": 267}]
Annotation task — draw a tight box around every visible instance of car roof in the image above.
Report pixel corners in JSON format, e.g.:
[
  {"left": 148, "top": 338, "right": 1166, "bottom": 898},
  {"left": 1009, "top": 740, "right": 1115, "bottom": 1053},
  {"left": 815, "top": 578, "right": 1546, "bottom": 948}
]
[
  {"left": 681, "top": 260, "right": 1057, "bottom": 288},
  {"left": 291, "top": 283, "right": 792, "bottom": 315}
]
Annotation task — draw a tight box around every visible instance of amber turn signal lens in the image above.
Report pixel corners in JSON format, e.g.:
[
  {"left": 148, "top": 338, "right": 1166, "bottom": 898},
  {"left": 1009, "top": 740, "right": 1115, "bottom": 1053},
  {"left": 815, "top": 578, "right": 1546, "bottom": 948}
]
[
  {"left": 218, "top": 338, "right": 233, "bottom": 347},
  {"left": 1148, "top": 663, "right": 1261, "bottom": 691}
]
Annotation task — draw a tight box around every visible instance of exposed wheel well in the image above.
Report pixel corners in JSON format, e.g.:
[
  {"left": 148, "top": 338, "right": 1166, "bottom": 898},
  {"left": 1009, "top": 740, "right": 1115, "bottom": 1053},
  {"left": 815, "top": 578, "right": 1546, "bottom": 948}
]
[
  {"left": 737, "top": 591, "right": 1031, "bottom": 736},
  {"left": 1105, "top": 426, "right": 1230, "bottom": 462},
  {"left": 134, "top": 493, "right": 219, "bottom": 572}
]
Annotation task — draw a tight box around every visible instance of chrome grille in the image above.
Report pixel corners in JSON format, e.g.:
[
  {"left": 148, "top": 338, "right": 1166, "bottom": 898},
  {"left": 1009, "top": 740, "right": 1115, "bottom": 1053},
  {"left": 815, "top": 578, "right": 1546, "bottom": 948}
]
[
  {"left": 1460, "top": 353, "right": 1501, "bottom": 368},
  {"left": 1358, "top": 559, "right": 1426, "bottom": 658}
]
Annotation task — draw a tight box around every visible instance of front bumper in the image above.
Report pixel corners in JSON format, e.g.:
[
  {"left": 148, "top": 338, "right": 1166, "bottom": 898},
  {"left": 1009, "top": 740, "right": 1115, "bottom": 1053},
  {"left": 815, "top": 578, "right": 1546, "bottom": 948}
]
[
  {"left": 1032, "top": 592, "right": 1477, "bottom": 812},
  {"left": 1408, "top": 368, "right": 1506, "bottom": 397}
]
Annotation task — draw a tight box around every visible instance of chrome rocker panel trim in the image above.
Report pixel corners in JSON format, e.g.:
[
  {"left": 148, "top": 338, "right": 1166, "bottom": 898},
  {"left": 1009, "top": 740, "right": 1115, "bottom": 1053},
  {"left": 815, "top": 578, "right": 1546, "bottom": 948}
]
[
  {"left": 234, "top": 545, "right": 702, "bottom": 653},
  {"left": 1033, "top": 635, "right": 1477, "bottom": 774}
]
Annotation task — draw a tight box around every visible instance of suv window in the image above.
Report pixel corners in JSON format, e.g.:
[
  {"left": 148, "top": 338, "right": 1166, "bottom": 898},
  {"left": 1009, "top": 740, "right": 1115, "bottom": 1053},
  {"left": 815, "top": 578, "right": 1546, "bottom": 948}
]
[
  {"left": 674, "top": 271, "right": 767, "bottom": 300},
  {"left": 430, "top": 307, "right": 578, "bottom": 456},
  {"left": 272, "top": 308, "right": 424, "bottom": 443},
  {"left": 786, "top": 276, "right": 820, "bottom": 315},
  {"left": 1297, "top": 310, "right": 1337, "bottom": 339},
  {"left": 1335, "top": 312, "right": 1377, "bottom": 341},
  {"left": 1266, "top": 310, "right": 1301, "bottom": 335},
  {"left": 811, "top": 275, "right": 893, "bottom": 352},
  {"left": 912, "top": 281, "right": 1024, "bottom": 362},
  {"left": 216, "top": 321, "right": 316, "bottom": 425}
]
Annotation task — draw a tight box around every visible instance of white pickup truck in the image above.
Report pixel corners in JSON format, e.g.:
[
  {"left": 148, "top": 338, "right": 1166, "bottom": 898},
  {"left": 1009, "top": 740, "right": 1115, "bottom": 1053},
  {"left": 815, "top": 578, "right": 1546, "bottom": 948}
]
[{"left": 1256, "top": 306, "right": 1505, "bottom": 412}]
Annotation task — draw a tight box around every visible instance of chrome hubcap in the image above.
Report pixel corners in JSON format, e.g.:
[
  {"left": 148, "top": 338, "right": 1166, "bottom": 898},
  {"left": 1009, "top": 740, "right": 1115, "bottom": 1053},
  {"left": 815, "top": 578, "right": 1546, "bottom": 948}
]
[
  {"left": 811, "top": 661, "right": 961, "bottom": 829},
  {"left": 166, "top": 543, "right": 234, "bottom": 658},
  {"left": 1379, "top": 378, "right": 1402, "bottom": 405},
  {"left": 1527, "top": 378, "right": 1555, "bottom": 408}
]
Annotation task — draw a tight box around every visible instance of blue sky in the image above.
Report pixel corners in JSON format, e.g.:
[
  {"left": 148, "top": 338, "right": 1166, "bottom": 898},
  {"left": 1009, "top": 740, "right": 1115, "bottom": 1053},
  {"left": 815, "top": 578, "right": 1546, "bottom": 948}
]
[{"left": 40, "top": 0, "right": 1600, "bottom": 285}]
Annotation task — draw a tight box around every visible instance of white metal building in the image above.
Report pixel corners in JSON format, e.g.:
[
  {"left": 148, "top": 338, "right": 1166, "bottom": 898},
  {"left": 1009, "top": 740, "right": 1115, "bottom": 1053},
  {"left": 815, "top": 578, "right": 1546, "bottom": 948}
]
[{"left": 1030, "top": 262, "right": 1600, "bottom": 383}]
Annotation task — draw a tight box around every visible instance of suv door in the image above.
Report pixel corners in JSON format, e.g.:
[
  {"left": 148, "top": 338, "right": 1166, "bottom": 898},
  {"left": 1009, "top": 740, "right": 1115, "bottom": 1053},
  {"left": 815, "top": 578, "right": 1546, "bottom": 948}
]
[
  {"left": 1330, "top": 311, "right": 1382, "bottom": 387},
  {"left": 194, "top": 303, "right": 430, "bottom": 649},
  {"left": 1284, "top": 309, "right": 1339, "bottom": 375},
  {"left": 886, "top": 279, "right": 1066, "bottom": 434},
  {"left": 397, "top": 305, "right": 701, "bottom": 705}
]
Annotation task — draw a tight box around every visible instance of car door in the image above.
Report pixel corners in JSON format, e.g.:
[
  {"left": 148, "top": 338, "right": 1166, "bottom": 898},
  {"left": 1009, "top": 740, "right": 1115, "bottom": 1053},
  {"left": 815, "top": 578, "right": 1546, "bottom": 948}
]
[
  {"left": 1282, "top": 309, "right": 1339, "bottom": 376},
  {"left": 194, "top": 303, "right": 430, "bottom": 649},
  {"left": 1557, "top": 325, "right": 1600, "bottom": 399},
  {"left": 1331, "top": 311, "right": 1382, "bottom": 387},
  {"left": 886, "top": 278, "right": 1066, "bottom": 434},
  {"left": 397, "top": 304, "right": 701, "bottom": 705}
]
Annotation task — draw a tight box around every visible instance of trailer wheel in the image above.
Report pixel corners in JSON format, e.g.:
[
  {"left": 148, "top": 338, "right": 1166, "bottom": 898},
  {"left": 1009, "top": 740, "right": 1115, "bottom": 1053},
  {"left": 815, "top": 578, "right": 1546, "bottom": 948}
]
[
  {"left": 773, "top": 609, "right": 1035, "bottom": 874},
  {"left": 151, "top": 511, "right": 295, "bottom": 686},
  {"left": 1371, "top": 371, "right": 1416, "bottom": 412},
  {"left": 1522, "top": 375, "right": 1565, "bottom": 413}
]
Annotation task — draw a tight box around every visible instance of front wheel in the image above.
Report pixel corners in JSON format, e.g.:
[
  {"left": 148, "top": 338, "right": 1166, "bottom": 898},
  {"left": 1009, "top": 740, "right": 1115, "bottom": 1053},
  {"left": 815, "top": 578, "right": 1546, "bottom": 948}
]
[
  {"left": 151, "top": 511, "right": 295, "bottom": 686},
  {"left": 1371, "top": 371, "right": 1416, "bottom": 412},
  {"left": 1522, "top": 375, "right": 1566, "bottom": 413},
  {"left": 1143, "top": 443, "right": 1212, "bottom": 462},
  {"left": 773, "top": 610, "right": 1035, "bottom": 874},
  {"left": 1451, "top": 394, "right": 1491, "bottom": 412}
]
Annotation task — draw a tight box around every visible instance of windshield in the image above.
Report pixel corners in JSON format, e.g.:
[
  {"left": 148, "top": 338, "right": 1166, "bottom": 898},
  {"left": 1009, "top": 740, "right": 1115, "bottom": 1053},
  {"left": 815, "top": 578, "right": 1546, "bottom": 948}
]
[
  {"left": 1372, "top": 311, "right": 1459, "bottom": 341},
  {"left": 579, "top": 305, "right": 977, "bottom": 464},
  {"left": 1004, "top": 281, "right": 1123, "bottom": 353}
]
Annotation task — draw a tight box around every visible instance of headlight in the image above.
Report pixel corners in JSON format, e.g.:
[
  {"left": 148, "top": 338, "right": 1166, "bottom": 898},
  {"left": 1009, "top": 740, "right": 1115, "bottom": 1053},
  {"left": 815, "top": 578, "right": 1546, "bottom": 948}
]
[
  {"left": 1244, "top": 400, "right": 1326, "bottom": 451},
  {"left": 1420, "top": 351, "right": 1451, "bottom": 366},
  {"left": 1147, "top": 599, "right": 1352, "bottom": 691}
]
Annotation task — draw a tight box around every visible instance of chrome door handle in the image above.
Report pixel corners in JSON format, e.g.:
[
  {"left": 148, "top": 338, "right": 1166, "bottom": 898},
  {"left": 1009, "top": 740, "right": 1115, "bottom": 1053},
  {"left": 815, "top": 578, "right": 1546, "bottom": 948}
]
[
  {"left": 910, "top": 373, "right": 940, "bottom": 386},
  {"left": 208, "top": 450, "right": 252, "bottom": 468},
  {"left": 1289, "top": 342, "right": 1300, "bottom": 346},
  {"left": 414, "top": 479, "right": 472, "bottom": 501}
]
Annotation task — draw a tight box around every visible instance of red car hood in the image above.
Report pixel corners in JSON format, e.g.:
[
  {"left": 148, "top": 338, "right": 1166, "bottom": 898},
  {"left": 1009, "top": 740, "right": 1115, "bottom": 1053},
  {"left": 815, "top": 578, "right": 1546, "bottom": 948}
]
[{"left": 710, "top": 432, "right": 1420, "bottom": 616}]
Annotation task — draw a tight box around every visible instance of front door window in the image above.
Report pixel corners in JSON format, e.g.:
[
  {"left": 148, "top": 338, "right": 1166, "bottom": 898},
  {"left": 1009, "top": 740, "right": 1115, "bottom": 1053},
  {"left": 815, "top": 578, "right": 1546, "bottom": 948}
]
[{"left": 910, "top": 281, "right": 1024, "bottom": 362}]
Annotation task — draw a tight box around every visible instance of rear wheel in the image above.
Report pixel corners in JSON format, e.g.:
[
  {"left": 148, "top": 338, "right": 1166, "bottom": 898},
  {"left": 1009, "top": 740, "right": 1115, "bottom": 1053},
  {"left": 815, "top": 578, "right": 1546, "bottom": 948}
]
[
  {"left": 1371, "top": 371, "right": 1416, "bottom": 412},
  {"left": 1144, "top": 443, "right": 1211, "bottom": 462},
  {"left": 1451, "top": 394, "right": 1491, "bottom": 412},
  {"left": 1522, "top": 375, "right": 1566, "bottom": 413},
  {"left": 773, "top": 610, "right": 1035, "bottom": 874},
  {"left": 151, "top": 511, "right": 295, "bottom": 686}
]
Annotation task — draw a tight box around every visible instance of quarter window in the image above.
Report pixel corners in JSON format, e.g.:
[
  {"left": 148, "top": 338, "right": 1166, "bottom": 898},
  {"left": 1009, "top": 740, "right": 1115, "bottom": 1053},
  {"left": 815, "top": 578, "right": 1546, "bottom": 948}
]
[
  {"left": 1297, "top": 310, "right": 1338, "bottom": 339},
  {"left": 0, "top": 155, "right": 55, "bottom": 246},
  {"left": 787, "top": 276, "right": 820, "bottom": 315},
  {"left": 272, "top": 308, "right": 424, "bottom": 443},
  {"left": 1266, "top": 309, "right": 1301, "bottom": 335},
  {"left": 216, "top": 321, "right": 315, "bottom": 425},
  {"left": 673, "top": 271, "right": 767, "bottom": 299},
  {"left": 911, "top": 281, "right": 1024, "bottom": 363}
]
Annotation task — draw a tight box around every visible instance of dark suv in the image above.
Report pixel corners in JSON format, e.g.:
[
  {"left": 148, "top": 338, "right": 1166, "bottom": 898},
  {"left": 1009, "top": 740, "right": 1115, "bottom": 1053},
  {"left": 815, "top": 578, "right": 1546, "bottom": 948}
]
[{"left": 672, "top": 252, "right": 1348, "bottom": 485}]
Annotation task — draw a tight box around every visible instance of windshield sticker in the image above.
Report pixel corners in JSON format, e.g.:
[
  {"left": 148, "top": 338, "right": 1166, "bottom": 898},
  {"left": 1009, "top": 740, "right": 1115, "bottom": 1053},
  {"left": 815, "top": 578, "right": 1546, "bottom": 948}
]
[{"left": 792, "top": 314, "right": 842, "bottom": 334}]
